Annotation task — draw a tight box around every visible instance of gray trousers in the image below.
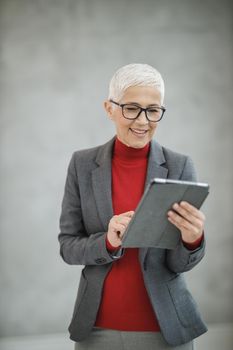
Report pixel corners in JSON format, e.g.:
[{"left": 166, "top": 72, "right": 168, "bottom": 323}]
[{"left": 74, "top": 328, "right": 194, "bottom": 350}]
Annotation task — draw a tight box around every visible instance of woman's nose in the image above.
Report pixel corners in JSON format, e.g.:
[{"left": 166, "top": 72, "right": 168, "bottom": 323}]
[{"left": 135, "top": 110, "right": 149, "bottom": 124}]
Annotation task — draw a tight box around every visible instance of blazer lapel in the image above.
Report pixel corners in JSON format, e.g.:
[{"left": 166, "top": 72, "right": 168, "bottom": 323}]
[
  {"left": 140, "top": 139, "right": 168, "bottom": 266},
  {"left": 144, "top": 139, "right": 168, "bottom": 189},
  {"left": 91, "top": 137, "right": 115, "bottom": 231}
]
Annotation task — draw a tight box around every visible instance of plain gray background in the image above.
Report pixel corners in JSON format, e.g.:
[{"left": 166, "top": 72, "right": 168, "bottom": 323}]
[{"left": 0, "top": 0, "right": 232, "bottom": 339}]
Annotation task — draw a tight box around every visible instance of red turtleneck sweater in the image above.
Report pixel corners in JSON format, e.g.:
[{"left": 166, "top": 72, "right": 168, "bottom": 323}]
[{"left": 94, "top": 137, "right": 203, "bottom": 331}]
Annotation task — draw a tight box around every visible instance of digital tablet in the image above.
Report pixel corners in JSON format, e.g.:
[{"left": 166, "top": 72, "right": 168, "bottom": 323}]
[{"left": 121, "top": 178, "right": 210, "bottom": 250}]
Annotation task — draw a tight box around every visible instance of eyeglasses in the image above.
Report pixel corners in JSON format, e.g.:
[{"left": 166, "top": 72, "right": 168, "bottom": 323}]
[{"left": 110, "top": 99, "right": 166, "bottom": 122}]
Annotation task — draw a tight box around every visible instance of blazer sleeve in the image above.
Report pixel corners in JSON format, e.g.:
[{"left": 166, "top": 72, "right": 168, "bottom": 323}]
[
  {"left": 58, "top": 153, "right": 121, "bottom": 266},
  {"left": 165, "top": 156, "right": 206, "bottom": 273}
]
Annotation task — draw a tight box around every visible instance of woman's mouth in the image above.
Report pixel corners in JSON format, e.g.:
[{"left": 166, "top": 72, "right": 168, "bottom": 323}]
[{"left": 130, "top": 128, "right": 148, "bottom": 137}]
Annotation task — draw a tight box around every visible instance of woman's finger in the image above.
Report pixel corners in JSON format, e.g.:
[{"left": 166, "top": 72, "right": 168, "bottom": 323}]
[
  {"left": 119, "top": 211, "right": 135, "bottom": 218},
  {"left": 117, "top": 216, "right": 132, "bottom": 227},
  {"left": 179, "top": 202, "right": 206, "bottom": 221},
  {"left": 171, "top": 203, "right": 204, "bottom": 229},
  {"left": 113, "top": 222, "right": 126, "bottom": 234},
  {"left": 168, "top": 213, "right": 200, "bottom": 233}
]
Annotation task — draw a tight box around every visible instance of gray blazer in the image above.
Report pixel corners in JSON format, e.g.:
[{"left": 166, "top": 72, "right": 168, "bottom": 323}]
[{"left": 58, "top": 136, "right": 208, "bottom": 346}]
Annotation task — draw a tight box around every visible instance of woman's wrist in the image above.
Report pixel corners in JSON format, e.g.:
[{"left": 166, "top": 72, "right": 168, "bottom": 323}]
[
  {"left": 182, "top": 231, "right": 204, "bottom": 250},
  {"left": 106, "top": 234, "right": 121, "bottom": 252}
]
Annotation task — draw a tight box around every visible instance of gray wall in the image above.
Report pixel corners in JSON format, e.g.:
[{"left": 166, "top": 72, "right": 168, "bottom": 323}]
[{"left": 0, "top": 0, "right": 232, "bottom": 338}]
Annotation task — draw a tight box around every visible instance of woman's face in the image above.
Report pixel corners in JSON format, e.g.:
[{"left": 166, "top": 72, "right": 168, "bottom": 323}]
[{"left": 104, "top": 86, "right": 162, "bottom": 148}]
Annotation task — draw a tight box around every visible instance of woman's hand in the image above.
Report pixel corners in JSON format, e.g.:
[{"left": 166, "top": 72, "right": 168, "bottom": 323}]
[
  {"left": 107, "top": 211, "right": 135, "bottom": 248},
  {"left": 167, "top": 201, "right": 205, "bottom": 244}
]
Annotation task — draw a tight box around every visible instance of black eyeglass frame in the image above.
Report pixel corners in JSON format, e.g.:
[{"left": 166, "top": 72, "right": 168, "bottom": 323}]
[{"left": 110, "top": 99, "right": 166, "bottom": 122}]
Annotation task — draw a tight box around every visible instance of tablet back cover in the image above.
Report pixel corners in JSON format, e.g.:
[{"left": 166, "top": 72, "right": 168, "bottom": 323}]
[{"left": 121, "top": 180, "right": 209, "bottom": 249}]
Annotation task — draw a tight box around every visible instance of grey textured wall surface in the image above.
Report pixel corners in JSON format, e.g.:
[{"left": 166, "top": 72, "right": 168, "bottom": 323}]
[{"left": 0, "top": 0, "right": 232, "bottom": 338}]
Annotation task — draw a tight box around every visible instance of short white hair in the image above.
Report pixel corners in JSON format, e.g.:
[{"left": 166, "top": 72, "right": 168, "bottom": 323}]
[{"left": 108, "top": 63, "right": 165, "bottom": 104}]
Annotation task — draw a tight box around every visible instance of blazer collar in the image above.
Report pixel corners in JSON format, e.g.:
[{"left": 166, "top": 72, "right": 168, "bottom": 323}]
[
  {"left": 95, "top": 136, "right": 116, "bottom": 166},
  {"left": 95, "top": 136, "right": 166, "bottom": 166},
  {"left": 91, "top": 137, "right": 115, "bottom": 231},
  {"left": 145, "top": 138, "right": 168, "bottom": 188}
]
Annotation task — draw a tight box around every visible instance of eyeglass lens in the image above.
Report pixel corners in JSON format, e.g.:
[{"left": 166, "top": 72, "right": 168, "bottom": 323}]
[{"left": 122, "top": 105, "right": 163, "bottom": 122}]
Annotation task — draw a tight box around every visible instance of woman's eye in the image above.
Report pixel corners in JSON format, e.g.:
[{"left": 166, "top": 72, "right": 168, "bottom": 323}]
[
  {"left": 125, "top": 106, "right": 139, "bottom": 111},
  {"left": 148, "top": 108, "right": 159, "bottom": 113}
]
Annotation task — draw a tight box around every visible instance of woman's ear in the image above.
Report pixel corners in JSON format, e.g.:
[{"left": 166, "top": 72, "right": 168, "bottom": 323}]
[{"left": 104, "top": 100, "right": 114, "bottom": 120}]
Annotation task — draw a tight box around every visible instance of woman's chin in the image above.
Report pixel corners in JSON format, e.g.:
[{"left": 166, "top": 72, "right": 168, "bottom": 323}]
[
  {"left": 127, "top": 139, "right": 149, "bottom": 149},
  {"left": 117, "top": 133, "right": 151, "bottom": 148}
]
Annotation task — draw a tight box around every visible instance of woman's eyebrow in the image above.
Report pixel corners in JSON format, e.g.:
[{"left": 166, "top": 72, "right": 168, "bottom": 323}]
[{"left": 123, "top": 101, "right": 160, "bottom": 107}]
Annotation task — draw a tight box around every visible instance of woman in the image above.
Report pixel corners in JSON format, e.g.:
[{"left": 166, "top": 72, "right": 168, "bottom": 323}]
[{"left": 58, "top": 63, "right": 207, "bottom": 350}]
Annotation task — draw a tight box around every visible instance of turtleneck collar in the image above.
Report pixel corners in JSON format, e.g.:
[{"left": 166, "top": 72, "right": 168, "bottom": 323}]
[{"left": 113, "top": 137, "right": 150, "bottom": 161}]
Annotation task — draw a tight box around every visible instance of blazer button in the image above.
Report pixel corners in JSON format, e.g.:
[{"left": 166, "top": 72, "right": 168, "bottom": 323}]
[
  {"left": 189, "top": 256, "right": 196, "bottom": 263},
  {"left": 95, "top": 257, "right": 107, "bottom": 264}
]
